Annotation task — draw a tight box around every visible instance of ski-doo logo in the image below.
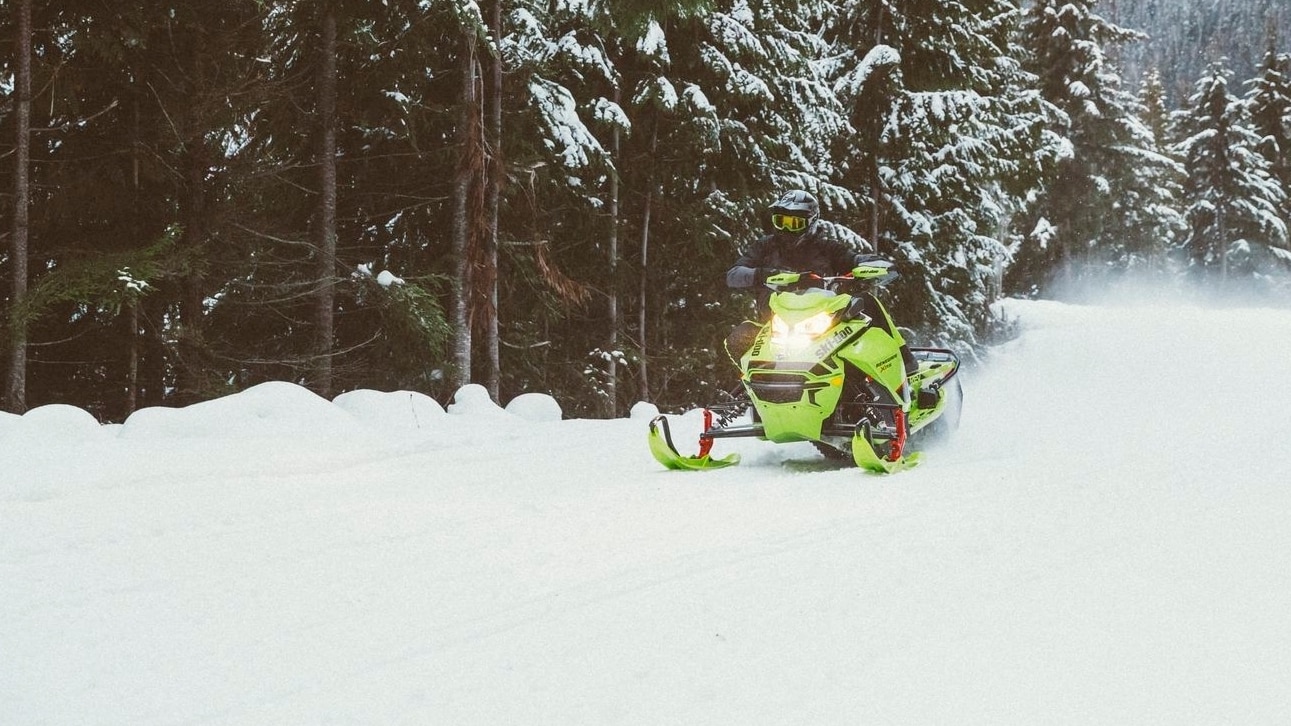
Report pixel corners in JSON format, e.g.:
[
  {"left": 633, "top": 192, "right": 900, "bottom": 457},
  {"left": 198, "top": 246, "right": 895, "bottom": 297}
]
[
  {"left": 750, "top": 330, "right": 768, "bottom": 358},
  {"left": 813, "top": 324, "right": 857, "bottom": 358}
]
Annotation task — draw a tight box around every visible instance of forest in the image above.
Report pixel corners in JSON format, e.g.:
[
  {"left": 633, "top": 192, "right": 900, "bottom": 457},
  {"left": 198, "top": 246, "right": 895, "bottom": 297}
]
[{"left": 2, "top": 0, "right": 1290, "bottom": 422}]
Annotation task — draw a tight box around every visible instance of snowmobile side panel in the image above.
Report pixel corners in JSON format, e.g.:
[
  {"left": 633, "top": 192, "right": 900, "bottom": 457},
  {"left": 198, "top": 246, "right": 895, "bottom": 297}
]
[{"left": 835, "top": 325, "right": 908, "bottom": 401}]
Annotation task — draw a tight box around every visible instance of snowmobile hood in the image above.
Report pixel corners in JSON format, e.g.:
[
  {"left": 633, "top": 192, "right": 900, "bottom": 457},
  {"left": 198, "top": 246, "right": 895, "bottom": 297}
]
[{"left": 769, "top": 288, "right": 850, "bottom": 323}]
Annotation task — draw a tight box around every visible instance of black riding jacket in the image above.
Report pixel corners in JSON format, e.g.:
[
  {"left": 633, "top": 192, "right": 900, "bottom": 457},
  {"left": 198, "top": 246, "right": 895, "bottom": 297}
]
[{"left": 726, "top": 223, "right": 881, "bottom": 314}]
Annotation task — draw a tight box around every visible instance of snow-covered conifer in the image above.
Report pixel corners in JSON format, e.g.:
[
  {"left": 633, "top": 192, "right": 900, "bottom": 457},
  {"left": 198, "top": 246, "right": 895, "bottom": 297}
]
[
  {"left": 1245, "top": 47, "right": 1291, "bottom": 221},
  {"left": 1010, "top": 0, "right": 1182, "bottom": 289},
  {"left": 1173, "top": 61, "right": 1289, "bottom": 283},
  {"left": 826, "top": 0, "right": 1062, "bottom": 343}
]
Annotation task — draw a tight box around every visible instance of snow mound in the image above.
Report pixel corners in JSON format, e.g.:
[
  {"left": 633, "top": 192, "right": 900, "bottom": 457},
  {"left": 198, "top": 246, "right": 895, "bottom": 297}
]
[
  {"left": 3, "top": 404, "right": 105, "bottom": 445},
  {"left": 23, "top": 403, "right": 101, "bottom": 429},
  {"left": 448, "top": 384, "right": 513, "bottom": 417},
  {"left": 333, "top": 389, "right": 446, "bottom": 432},
  {"left": 120, "top": 381, "right": 365, "bottom": 440},
  {"left": 629, "top": 401, "right": 659, "bottom": 419},
  {"left": 505, "top": 393, "right": 562, "bottom": 422}
]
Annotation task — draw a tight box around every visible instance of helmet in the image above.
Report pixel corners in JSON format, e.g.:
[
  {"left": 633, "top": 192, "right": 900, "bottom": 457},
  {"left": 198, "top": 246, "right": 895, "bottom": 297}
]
[{"left": 768, "top": 189, "right": 819, "bottom": 234}]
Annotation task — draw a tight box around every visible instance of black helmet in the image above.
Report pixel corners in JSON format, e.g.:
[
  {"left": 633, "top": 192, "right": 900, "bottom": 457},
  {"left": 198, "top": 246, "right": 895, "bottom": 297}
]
[{"left": 769, "top": 189, "right": 819, "bottom": 234}]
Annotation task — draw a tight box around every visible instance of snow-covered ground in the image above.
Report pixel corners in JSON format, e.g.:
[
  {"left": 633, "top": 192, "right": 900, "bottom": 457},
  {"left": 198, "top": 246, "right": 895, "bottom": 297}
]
[{"left": 4, "top": 296, "right": 1291, "bottom": 725}]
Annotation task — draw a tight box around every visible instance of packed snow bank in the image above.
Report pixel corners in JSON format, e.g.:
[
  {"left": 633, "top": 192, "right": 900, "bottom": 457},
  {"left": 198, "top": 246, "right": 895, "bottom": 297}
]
[
  {"left": 5, "top": 403, "right": 106, "bottom": 444},
  {"left": 448, "top": 382, "right": 510, "bottom": 417},
  {"left": 119, "top": 381, "right": 367, "bottom": 440},
  {"left": 505, "top": 392, "right": 563, "bottom": 422},
  {"left": 332, "top": 388, "right": 446, "bottom": 431},
  {"left": 0, "top": 382, "right": 567, "bottom": 503}
]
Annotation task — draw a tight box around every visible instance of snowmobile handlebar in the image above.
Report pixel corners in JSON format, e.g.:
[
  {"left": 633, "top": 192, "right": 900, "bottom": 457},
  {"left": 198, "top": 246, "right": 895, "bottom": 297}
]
[{"left": 764, "top": 262, "right": 895, "bottom": 291}]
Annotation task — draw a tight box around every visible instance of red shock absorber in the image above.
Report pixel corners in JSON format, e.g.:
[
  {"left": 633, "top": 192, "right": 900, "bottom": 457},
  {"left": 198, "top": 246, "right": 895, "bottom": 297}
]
[
  {"left": 888, "top": 408, "right": 908, "bottom": 462},
  {"left": 698, "top": 408, "right": 715, "bottom": 458}
]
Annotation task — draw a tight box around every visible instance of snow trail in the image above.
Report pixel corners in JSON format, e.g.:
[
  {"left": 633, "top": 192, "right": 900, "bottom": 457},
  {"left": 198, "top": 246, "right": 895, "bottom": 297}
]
[{"left": 3, "top": 298, "right": 1291, "bottom": 725}]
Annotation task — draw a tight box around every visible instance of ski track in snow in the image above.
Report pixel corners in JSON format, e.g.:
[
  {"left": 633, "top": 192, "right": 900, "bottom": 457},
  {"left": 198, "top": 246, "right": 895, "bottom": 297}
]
[{"left": 3, "top": 298, "right": 1291, "bottom": 725}]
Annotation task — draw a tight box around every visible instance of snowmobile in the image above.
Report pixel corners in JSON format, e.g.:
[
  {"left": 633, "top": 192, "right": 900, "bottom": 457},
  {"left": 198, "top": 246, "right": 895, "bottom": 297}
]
[{"left": 648, "top": 262, "right": 962, "bottom": 473}]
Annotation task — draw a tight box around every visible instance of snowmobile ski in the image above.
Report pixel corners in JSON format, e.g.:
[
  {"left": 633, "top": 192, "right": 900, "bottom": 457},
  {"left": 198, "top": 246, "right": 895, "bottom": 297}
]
[
  {"left": 850, "top": 421, "right": 922, "bottom": 474},
  {"left": 647, "top": 414, "right": 740, "bottom": 470}
]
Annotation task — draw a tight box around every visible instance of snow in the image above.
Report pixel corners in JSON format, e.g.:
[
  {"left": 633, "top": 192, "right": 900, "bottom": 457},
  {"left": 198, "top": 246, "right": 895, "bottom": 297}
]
[
  {"left": 529, "top": 77, "right": 604, "bottom": 168},
  {"left": 834, "top": 44, "right": 900, "bottom": 98},
  {"left": 636, "top": 19, "right": 669, "bottom": 62},
  {"left": 354, "top": 264, "right": 404, "bottom": 288},
  {"left": 375, "top": 270, "right": 403, "bottom": 287},
  {"left": 592, "top": 96, "right": 631, "bottom": 132},
  {"left": 116, "top": 268, "right": 151, "bottom": 294},
  {"left": 505, "top": 392, "right": 563, "bottom": 422},
  {"left": 333, "top": 388, "right": 445, "bottom": 432},
  {"left": 5, "top": 297, "right": 1291, "bottom": 724}
]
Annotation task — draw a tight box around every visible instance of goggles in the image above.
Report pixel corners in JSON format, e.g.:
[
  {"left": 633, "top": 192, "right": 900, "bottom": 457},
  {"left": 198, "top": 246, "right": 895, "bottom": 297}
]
[{"left": 771, "top": 213, "right": 809, "bottom": 233}]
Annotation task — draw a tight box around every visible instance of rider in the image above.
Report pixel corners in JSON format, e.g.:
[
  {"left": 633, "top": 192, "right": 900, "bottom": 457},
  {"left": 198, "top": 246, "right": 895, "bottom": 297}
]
[{"left": 725, "top": 189, "right": 915, "bottom": 374}]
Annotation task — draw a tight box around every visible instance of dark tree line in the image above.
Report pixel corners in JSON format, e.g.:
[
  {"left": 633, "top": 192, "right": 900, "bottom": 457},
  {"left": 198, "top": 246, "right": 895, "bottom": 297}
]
[{"left": 3, "top": 0, "right": 1290, "bottom": 421}]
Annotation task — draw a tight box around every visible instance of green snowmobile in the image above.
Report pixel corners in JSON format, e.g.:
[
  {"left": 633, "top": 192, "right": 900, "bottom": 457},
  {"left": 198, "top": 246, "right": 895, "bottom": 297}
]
[{"left": 648, "top": 262, "right": 962, "bottom": 473}]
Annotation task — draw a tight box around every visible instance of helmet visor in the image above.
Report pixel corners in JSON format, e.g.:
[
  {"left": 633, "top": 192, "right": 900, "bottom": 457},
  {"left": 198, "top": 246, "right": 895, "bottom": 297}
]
[{"left": 771, "top": 213, "right": 808, "bottom": 233}]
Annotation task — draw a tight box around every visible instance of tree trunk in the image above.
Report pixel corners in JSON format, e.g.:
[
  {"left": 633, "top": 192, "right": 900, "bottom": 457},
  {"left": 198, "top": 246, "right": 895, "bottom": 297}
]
[
  {"left": 127, "top": 98, "right": 141, "bottom": 417},
  {"left": 638, "top": 188, "right": 651, "bottom": 401},
  {"left": 314, "top": 2, "right": 339, "bottom": 398},
  {"left": 637, "top": 123, "right": 660, "bottom": 400},
  {"left": 606, "top": 98, "right": 621, "bottom": 418},
  {"left": 175, "top": 130, "right": 206, "bottom": 405},
  {"left": 178, "top": 237, "right": 206, "bottom": 403},
  {"left": 483, "top": 0, "right": 503, "bottom": 402},
  {"left": 637, "top": 133, "right": 657, "bottom": 402},
  {"left": 870, "top": 163, "right": 881, "bottom": 254},
  {"left": 127, "top": 299, "right": 139, "bottom": 416},
  {"left": 5, "top": 0, "right": 32, "bottom": 413},
  {"left": 1217, "top": 202, "right": 1228, "bottom": 282},
  {"left": 451, "top": 33, "right": 482, "bottom": 391}
]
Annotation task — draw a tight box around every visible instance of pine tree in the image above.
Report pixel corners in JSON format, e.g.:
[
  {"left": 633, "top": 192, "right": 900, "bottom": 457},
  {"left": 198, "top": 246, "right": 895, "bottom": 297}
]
[
  {"left": 1011, "top": 0, "right": 1182, "bottom": 290},
  {"left": 1173, "top": 61, "right": 1288, "bottom": 284},
  {"left": 634, "top": 0, "right": 852, "bottom": 405},
  {"left": 1116, "top": 67, "right": 1188, "bottom": 276},
  {"left": 1139, "top": 67, "right": 1172, "bottom": 149},
  {"left": 829, "top": 0, "right": 1062, "bottom": 342},
  {"left": 1245, "top": 47, "right": 1291, "bottom": 220},
  {"left": 495, "top": 0, "right": 853, "bottom": 411},
  {"left": 225, "top": 1, "right": 460, "bottom": 401},
  {"left": 492, "top": 0, "right": 625, "bottom": 411},
  {"left": 0, "top": 2, "right": 275, "bottom": 417}
]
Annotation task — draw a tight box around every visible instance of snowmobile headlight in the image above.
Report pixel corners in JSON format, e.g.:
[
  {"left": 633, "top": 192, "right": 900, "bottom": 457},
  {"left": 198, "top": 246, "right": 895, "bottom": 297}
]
[
  {"left": 770, "top": 312, "right": 835, "bottom": 348},
  {"left": 796, "top": 312, "right": 834, "bottom": 338}
]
